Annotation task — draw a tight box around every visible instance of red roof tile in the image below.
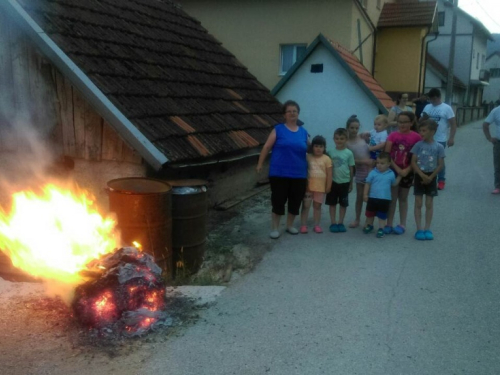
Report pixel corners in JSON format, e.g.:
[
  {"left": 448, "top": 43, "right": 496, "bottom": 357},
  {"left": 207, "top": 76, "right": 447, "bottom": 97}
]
[
  {"left": 327, "top": 39, "right": 394, "bottom": 109},
  {"left": 378, "top": 1, "right": 437, "bottom": 28}
]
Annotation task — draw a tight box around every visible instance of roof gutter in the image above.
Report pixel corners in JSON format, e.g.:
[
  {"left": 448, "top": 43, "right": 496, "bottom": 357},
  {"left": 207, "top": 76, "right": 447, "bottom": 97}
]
[
  {"left": 169, "top": 149, "right": 262, "bottom": 168},
  {"left": 1, "top": 0, "right": 168, "bottom": 170}
]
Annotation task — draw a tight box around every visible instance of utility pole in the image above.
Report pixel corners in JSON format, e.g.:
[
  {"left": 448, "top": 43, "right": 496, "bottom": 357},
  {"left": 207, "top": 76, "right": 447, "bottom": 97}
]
[{"left": 445, "top": 0, "right": 458, "bottom": 105}]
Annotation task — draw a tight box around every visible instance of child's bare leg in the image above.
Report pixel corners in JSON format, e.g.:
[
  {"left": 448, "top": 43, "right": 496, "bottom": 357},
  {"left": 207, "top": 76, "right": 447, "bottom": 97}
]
[
  {"left": 414, "top": 195, "right": 423, "bottom": 231},
  {"left": 349, "top": 183, "right": 364, "bottom": 227},
  {"left": 300, "top": 197, "right": 312, "bottom": 226},
  {"left": 286, "top": 213, "right": 297, "bottom": 229},
  {"left": 364, "top": 216, "right": 374, "bottom": 227},
  {"left": 398, "top": 187, "right": 410, "bottom": 227},
  {"left": 271, "top": 212, "right": 281, "bottom": 231},
  {"left": 329, "top": 205, "right": 337, "bottom": 224},
  {"left": 313, "top": 201, "right": 322, "bottom": 226},
  {"left": 387, "top": 185, "right": 399, "bottom": 227},
  {"left": 377, "top": 217, "right": 387, "bottom": 229},
  {"left": 339, "top": 205, "right": 347, "bottom": 224},
  {"left": 424, "top": 195, "right": 434, "bottom": 230}
]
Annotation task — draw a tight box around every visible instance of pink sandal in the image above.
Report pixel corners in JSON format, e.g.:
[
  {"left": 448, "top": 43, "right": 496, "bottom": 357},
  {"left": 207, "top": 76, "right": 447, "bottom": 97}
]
[
  {"left": 313, "top": 225, "right": 323, "bottom": 233},
  {"left": 300, "top": 225, "right": 308, "bottom": 234}
]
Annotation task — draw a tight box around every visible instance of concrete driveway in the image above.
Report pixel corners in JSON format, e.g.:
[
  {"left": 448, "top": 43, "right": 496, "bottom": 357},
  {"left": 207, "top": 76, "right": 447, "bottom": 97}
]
[{"left": 146, "top": 119, "right": 500, "bottom": 375}]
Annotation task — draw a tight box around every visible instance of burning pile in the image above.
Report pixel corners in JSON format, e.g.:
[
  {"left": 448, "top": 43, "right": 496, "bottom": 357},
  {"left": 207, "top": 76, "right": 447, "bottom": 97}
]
[
  {"left": 0, "top": 183, "right": 168, "bottom": 337},
  {"left": 74, "top": 246, "right": 167, "bottom": 336}
]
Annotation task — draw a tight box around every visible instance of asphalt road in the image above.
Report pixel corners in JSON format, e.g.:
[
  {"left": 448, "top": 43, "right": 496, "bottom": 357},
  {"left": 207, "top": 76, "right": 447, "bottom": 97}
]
[{"left": 146, "top": 119, "right": 500, "bottom": 375}]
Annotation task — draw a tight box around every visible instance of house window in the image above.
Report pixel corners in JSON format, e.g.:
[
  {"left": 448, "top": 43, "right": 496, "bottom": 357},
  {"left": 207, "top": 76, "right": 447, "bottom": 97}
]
[
  {"left": 377, "top": 0, "right": 381, "bottom": 9},
  {"left": 491, "top": 68, "right": 500, "bottom": 78},
  {"left": 280, "top": 44, "right": 307, "bottom": 75},
  {"left": 438, "top": 12, "right": 445, "bottom": 26},
  {"left": 311, "top": 64, "right": 323, "bottom": 73},
  {"left": 476, "top": 52, "right": 480, "bottom": 69}
]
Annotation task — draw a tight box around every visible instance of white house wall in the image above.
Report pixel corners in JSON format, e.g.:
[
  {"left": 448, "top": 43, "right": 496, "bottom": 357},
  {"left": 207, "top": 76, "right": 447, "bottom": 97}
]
[
  {"left": 484, "top": 54, "right": 500, "bottom": 103},
  {"left": 471, "top": 31, "right": 488, "bottom": 81},
  {"left": 427, "top": 35, "right": 472, "bottom": 84},
  {"left": 424, "top": 68, "right": 445, "bottom": 98},
  {"left": 439, "top": 2, "right": 473, "bottom": 35},
  {"left": 276, "top": 45, "right": 380, "bottom": 141},
  {"left": 426, "top": 0, "right": 486, "bottom": 85}
]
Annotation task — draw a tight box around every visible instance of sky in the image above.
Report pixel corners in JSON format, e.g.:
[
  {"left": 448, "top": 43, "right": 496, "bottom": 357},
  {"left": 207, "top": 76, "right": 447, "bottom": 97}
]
[{"left": 458, "top": 0, "right": 500, "bottom": 33}]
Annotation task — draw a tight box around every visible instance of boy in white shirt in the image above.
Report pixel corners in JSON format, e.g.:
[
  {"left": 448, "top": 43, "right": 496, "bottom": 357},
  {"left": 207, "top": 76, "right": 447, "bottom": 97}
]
[
  {"left": 482, "top": 103, "right": 500, "bottom": 194},
  {"left": 420, "top": 88, "right": 456, "bottom": 190}
]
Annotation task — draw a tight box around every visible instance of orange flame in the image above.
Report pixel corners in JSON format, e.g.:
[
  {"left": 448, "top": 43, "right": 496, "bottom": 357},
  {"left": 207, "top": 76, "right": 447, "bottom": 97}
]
[{"left": 0, "top": 184, "right": 119, "bottom": 284}]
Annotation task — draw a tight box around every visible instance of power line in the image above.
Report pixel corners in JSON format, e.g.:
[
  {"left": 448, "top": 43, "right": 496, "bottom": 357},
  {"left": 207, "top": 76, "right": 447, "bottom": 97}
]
[{"left": 470, "top": 0, "right": 500, "bottom": 31}]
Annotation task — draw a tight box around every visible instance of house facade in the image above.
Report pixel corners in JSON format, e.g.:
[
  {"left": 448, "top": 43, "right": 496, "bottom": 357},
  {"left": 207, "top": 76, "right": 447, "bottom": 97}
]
[
  {"left": 177, "top": 0, "right": 396, "bottom": 90},
  {"left": 374, "top": 1, "right": 438, "bottom": 100},
  {"left": 483, "top": 52, "right": 500, "bottom": 104},
  {"left": 271, "top": 34, "right": 393, "bottom": 137},
  {"left": 423, "top": 0, "right": 492, "bottom": 106},
  {"left": 424, "top": 54, "right": 466, "bottom": 105}
]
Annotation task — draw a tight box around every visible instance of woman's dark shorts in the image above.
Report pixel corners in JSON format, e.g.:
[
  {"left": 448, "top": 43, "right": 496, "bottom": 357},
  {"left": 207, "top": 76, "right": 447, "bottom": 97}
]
[
  {"left": 413, "top": 172, "right": 438, "bottom": 197},
  {"left": 269, "top": 177, "right": 307, "bottom": 216},
  {"left": 325, "top": 181, "right": 350, "bottom": 207},
  {"left": 365, "top": 198, "right": 391, "bottom": 219}
]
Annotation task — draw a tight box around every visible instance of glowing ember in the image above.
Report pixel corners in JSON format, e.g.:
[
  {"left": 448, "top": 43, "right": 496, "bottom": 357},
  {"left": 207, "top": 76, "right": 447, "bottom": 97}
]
[
  {"left": 73, "top": 247, "right": 167, "bottom": 336},
  {"left": 0, "top": 184, "right": 118, "bottom": 284}
]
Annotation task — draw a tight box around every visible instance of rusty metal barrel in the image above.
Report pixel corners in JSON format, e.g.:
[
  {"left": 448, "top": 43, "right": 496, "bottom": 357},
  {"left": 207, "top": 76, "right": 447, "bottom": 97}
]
[
  {"left": 167, "top": 179, "right": 208, "bottom": 275},
  {"left": 107, "top": 177, "right": 172, "bottom": 278}
]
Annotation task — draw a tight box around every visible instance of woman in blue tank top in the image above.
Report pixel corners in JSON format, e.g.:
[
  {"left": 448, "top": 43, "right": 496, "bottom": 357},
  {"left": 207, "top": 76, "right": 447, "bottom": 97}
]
[{"left": 256, "top": 100, "right": 308, "bottom": 239}]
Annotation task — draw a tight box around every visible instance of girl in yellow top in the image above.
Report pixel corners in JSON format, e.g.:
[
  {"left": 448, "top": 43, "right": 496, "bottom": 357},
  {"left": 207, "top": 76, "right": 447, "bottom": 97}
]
[{"left": 300, "top": 135, "right": 333, "bottom": 234}]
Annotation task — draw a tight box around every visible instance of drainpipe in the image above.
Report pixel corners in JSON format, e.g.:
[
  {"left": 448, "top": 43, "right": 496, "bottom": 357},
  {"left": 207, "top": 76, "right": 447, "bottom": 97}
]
[
  {"left": 357, "top": 19, "right": 364, "bottom": 64},
  {"left": 422, "top": 31, "right": 439, "bottom": 94}
]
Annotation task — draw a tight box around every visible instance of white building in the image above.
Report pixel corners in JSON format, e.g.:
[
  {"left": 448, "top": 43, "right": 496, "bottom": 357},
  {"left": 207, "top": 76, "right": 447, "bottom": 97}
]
[
  {"left": 423, "top": 0, "right": 492, "bottom": 106},
  {"left": 483, "top": 52, "right": 500, "bottom": 104},
  {"left": 271, "top": 34, "right": 393, "bottom": 138}
]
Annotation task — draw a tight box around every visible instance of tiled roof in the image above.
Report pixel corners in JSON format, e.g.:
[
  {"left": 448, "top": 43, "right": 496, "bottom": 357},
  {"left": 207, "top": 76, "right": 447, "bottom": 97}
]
[
  {"left": 18, "top": 0, "right": 283, "bottom": 164},
  {"left": 378, "top": 0, "right": 437, "bottom": 28},
  {"left": 326, "top": 38, "right": 394, "bottom": 109},
  {"left": 426, "top": 54, "right": 466, "bottom": 89}
]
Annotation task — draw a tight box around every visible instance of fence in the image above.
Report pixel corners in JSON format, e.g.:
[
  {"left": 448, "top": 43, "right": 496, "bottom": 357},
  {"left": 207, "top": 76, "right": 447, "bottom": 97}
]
[{"left": 455, "top": 105, "right": 491, "bottom": 127}]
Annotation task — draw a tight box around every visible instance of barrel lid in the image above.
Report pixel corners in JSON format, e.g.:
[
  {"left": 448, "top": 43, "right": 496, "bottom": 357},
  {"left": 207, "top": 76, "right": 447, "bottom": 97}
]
[
  {"left": 165, "top": 179, "right": 208, "bottom": 188},
  {"left": 107, "top": 177, "right": 171, "bottom": 194}
]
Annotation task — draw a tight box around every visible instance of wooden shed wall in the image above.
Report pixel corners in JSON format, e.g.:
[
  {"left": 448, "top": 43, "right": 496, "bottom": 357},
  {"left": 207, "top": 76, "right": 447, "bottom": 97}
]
[
  {"left": 0, "top": 14, "right": 147, "bottom": 280},
  {"left": 0, "top": 12, "right": 142, "bottom": 164}
]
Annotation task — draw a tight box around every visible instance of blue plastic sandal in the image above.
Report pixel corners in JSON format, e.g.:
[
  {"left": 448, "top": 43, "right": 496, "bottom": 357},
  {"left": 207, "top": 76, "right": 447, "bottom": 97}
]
[
  {"left": 424, "top": 230, "right": 434, "bottom": 240},
  {"left": 414, "top": 230, "right": 426, "bottom": 241},
  {"left": 383, "top": 225, "right": 393, "bottom": 234},
  {"left": 393, "top": 225, "right": 406, "bottom": 235},
  {"left": 329, "top": 224, "right": 339, "bottom": 233},
  {"left": 337, "top": 223, "right": 346, "bottom": 232},
  {"left": 363, "top": 225, "right": 374, "bottom": 234}
]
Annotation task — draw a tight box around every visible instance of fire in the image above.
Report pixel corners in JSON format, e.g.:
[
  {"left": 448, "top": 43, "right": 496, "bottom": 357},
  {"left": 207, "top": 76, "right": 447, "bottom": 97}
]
[{"left": 0, "top": 183, "right": 119, "bottom": 284}]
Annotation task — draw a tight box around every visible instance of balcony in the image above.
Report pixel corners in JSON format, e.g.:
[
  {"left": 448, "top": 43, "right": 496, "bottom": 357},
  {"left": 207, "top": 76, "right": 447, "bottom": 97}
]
[{"left": 479, "top": 69, "right": 490, "bottom": 82}]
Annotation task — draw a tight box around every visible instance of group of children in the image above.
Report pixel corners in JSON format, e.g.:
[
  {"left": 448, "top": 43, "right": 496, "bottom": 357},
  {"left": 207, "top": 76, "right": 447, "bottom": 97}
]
[{"left": 300, "top": 112, "right": 445, "bottom": 240}]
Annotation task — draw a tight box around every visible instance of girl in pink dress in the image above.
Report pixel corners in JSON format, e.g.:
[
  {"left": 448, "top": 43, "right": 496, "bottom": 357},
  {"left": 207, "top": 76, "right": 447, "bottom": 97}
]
[{"left": 384, "top": 111, "right": 422, "bottom": 235}]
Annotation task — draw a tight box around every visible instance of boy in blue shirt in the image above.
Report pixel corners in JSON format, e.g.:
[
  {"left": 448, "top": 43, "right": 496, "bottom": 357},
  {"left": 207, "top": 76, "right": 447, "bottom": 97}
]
[
  {"left": 363, "top": 152, "right": 402, "bottom": 238},
  {"left": 411, "top": 120, "right": 445, "bottom": 240}
]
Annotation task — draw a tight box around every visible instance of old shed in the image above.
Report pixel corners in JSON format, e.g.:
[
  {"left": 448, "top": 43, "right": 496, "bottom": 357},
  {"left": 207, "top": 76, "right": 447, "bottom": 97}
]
[{"left": 0, "top": 0, "right": 283, "bottom": 209}]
